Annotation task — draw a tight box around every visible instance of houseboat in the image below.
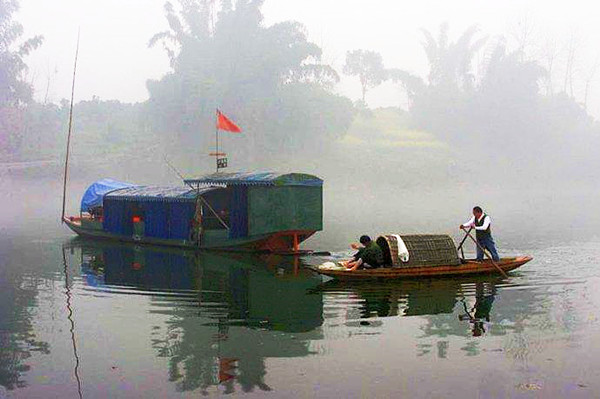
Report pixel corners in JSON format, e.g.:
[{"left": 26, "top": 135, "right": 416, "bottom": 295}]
[{"left": 63, "top": 172, "right": 323, "bottom": 253}]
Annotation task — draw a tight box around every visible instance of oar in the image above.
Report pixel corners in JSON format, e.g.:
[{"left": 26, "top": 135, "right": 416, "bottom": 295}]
[
  {"left": 457, "top": 227, "right": 473, "bottom": 251},
  {"left": 457, "top": 227, "right": 473, "bottom": 259},
  {"left": 459, "top": 298, "right": 475, "bottom": 321},
  {"left": 464, "top": 230, "right": 509, "bottom": 278}
]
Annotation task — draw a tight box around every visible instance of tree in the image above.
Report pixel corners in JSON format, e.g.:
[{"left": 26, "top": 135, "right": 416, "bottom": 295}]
[
  {"left": 562, "top": 31, "right": 579, "bottom": 98},
  {"left": 389, "top": 23, "right": 487, "bottom": 100},
  {"left": 145, "top": 0, "right": 352, "bottom": 159},
  {"left": 343, "top": 49, "right": 387, "bottom": 104},
  {"left": 0, "top": 0, "right": 43, "bottom": 158},
  {"left": 583, "top": 56, "right": 599, "bottom": 110},
  {"left": 0, "top": 0, "right": 43, "bottom": 106},
  {"left": 385, "top": 24, "right": 487, "bottom": 143},
  {"left": 419, "top": 23, "right": 487, "bottom": 91}
]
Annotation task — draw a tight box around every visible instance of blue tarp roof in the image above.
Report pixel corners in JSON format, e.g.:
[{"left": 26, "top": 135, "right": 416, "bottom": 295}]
[
  {"left": 80, "top": 179, "right": 137, "bottom": 212},
  {"left": 104, "top": 186, "right": 215, "bottom": 202},
  {"left": 184, "top": 172, "right": 323, "bottom": 187}
]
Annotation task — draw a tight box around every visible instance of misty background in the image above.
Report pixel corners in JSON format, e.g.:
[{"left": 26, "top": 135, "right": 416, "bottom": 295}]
[{"left": 2, "top": 0, "right": 600, "bottom": 251}]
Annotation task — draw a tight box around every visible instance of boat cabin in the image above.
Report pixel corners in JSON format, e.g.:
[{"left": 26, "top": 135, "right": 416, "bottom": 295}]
[{"left": 184, "top": 172, "right": 323, "bottom": 251}]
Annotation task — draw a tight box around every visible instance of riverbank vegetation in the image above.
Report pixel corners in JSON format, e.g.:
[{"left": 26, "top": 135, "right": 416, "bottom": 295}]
[{"left": 1, "top": 0, "right": 599, "bottom": 187}]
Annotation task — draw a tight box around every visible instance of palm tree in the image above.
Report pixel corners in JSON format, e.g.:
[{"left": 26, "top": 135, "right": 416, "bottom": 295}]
[
  {"left": 420, "top": 23, "right": 487, "bottom": 90},
  {"left": 389, "top": 23, "right": 487, "bottom": 102}
]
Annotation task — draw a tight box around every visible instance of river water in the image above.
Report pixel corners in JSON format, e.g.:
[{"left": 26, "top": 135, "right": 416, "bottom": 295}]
[{"left": 2, "top": 172, "right": 600, "bottom": 398}]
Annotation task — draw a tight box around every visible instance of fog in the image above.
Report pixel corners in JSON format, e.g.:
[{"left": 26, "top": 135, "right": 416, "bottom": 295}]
[
  {"left": 16, "top": 0, "right": 600, "bottom": 117},
  {"left": 3, "top": 0, "right": 600, "bottom": 253}
]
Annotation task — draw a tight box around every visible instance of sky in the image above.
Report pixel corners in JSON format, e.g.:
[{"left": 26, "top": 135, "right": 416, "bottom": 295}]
[{"left": 16, "top": 0, "right": 600, "bottom": 117}]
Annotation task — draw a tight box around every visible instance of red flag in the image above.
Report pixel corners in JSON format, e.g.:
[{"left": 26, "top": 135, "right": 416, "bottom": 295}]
[{"left": 216, "top": 110, "right": 242, "bottom": 133}]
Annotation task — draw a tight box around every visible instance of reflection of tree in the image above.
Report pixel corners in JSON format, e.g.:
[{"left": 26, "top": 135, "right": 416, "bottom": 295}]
[
  {"left": 74, "top": 241, "right": 323, "bottom": 394},
  {"left": 154, "top": 258, "right": 323, "bottom": 394},
  {"left": 153, "top": 258, "right": 323, "bottom": 394},
  {"left": 0, "top": 252, "right": 50, "bottom": 391}
]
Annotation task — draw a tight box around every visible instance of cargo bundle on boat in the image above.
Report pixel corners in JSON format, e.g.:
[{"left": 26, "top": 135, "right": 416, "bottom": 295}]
[
  {"left": 376, "top": 234, "right": 461, "bottom": 268},
  {"left": 64, "top": 172, "right": 323, "bottom": 253}
]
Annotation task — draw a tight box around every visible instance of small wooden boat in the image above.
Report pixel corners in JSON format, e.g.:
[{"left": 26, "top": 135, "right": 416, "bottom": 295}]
[
  {"left": 311, "top": 234, "right": 532, "bottom": 280},
  {"left": 310, "top": 256, "right": 533, "bottom": 280}
]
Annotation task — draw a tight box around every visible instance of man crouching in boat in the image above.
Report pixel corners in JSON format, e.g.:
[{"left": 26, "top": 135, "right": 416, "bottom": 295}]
[
  {"left": 460, "top": 206, "right": 500, "bottom": 262},
  {"left": 342, "top": 235, "right": 384, "bottom": 271}
]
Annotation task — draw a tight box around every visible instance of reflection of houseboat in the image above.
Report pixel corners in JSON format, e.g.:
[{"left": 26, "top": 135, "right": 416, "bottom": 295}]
[
  {"left": 73, "top": 239, "right": 324, "bottom": 333},
  {"left": 67, "top": 238, "right": 324, "bottom": 393},
  {"left": 63, "top": 172, "right": 323, "bottom": 253}
]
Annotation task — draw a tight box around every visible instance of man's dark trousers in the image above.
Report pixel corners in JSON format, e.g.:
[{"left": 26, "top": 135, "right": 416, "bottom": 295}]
[{"left": 476, "top": 236, "right": 500, "bottom": 261}]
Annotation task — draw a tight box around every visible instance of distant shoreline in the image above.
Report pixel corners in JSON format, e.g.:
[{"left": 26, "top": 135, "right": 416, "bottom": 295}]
[{"left": 0, "top": 160, "right": 59, "bottom": 170}]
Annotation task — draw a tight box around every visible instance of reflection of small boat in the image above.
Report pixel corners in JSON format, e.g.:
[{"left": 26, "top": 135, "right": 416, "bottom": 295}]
[
  {"left": 312, "top": 256, "right": 532, "bottom": 280},
  {"left": 312, "top": 234, "right": 532, "bottom": 280}
]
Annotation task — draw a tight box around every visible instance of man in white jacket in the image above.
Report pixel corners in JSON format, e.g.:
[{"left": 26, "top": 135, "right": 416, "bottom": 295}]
[{"left": 460, "top": 206, "right": 500, "bottom": 262}]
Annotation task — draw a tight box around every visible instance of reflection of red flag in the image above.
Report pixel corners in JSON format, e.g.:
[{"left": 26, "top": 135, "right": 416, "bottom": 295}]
[
  {"left": 218, "top": 358, "right": 237, "bottom": 383},
  {"left": 216, "top": 110, "right": 242, "bottom": 133}
]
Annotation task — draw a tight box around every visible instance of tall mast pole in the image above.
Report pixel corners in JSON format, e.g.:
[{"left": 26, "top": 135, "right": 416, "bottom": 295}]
[
  {"left": 215, "top": 109, "right": 219, "bottom": 173},
  {"left": 61, "top": 29, "right": 80, "bottom": 223}
]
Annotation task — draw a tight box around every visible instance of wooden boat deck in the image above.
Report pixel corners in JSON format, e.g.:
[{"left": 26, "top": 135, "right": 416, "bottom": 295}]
[{"left": 310, "top": 256, "right": 533, "bottom": 280}]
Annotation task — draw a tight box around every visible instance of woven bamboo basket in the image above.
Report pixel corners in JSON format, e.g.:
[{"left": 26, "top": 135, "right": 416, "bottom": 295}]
[{"left": 376, "top": 234, "right": 460, "bottom": 268}]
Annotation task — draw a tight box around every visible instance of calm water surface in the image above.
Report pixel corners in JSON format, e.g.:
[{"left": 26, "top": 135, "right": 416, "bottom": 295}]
[{"left": 2, "top": 175, "right": 600, "bottom": 397}]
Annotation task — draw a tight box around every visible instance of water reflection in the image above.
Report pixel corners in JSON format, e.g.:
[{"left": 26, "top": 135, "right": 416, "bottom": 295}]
[
  {"left": 313, "top": 274, "right": 555, "bottom": 359},
  {"left": 61, "top": 247, "right": 83, "bottom": 399},
  {"left": 0, "top": 243, "right": 50, "bottom": 392},
  {"left": 66, "top": 239, "right": 324, "bottom": 394},
  {"left": 2, "top": 236, "right": 589, "bottom": 397},
  {"left": 458, "top": 282, "right": 497, "bottom": 337},
  {"left": 315, "top": 278, "right": 467, "bottom": 319}
]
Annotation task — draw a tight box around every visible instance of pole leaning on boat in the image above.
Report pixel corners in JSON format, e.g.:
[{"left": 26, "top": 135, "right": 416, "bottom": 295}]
[{"left": 61, "top": 30, "right": 80, "bottom": 223}]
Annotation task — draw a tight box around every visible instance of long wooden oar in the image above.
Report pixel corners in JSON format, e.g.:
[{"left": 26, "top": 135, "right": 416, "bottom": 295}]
[
  {"left": 464, "top": 230, "right": 509, "bottom": 278},
  {"left": 456, "top": 227, "right": 473, "bottom": 251},
  {"left": 456, "top": 227, "right": 473, "bottom": 259}
]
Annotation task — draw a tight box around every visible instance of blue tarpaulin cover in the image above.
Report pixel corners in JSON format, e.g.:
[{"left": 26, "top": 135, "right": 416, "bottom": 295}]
[
  {"left": 80, "top": 179, "right": 136, "bottom": 212},
  {"left": 104, "top": 186, "right": 206, "bottom": 201}
]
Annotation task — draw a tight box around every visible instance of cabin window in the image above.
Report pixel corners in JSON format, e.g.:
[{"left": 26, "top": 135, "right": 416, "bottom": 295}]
[{"left": 201, "top": 188, "right": 231, "bottom": 230}]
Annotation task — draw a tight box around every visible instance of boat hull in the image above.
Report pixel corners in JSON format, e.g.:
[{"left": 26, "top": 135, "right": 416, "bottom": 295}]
[
  {"left": 63, "top": 217, "right": 316, "bottom": 253},
  {"left": 311, "top": 256, "right": 533, "bottom": 280}
]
